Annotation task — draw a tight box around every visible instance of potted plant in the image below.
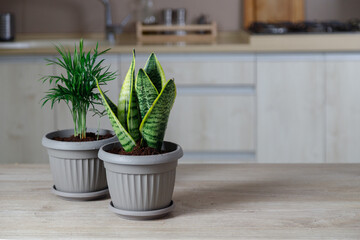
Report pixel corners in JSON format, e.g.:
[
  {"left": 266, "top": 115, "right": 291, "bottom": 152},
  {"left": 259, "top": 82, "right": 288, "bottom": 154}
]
[
  {"left": 41, "top": 39, "right": 117, "bottom": 200},
  {"left": 97, "top": 50, "right": 183, "bottom": 220}
]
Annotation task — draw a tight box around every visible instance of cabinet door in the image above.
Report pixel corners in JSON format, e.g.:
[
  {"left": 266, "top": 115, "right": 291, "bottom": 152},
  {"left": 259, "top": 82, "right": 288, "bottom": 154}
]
[
  {"left": 120, "top": 53, "right": 256, "bottom": 155},
  {"left": 257, "top": 54, "right": 325, "bottom": 163},
  {"left": 326, "top": 54, "right": 360, "bottom": 163},
  {"left": 0, "top": 56, "right": 55, "bottom": 163},
  {"left": 165, "top": 94, "right": 255, "bottom": 152},
  {"left": 54, "top": 55, "right": 120, "bottom": 132},
  {"left": 120, "top": 53, "right": 255, "bottom": 85}
]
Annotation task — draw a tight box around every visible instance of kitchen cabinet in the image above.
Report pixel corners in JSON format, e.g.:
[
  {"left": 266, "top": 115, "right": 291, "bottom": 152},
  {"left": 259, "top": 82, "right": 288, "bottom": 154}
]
[
  {"left": 120, "top": 53, "right": 256, "bottom": 160},
  {"left": 165, "top": 95, "right": 255, "bottom": 152},
  {"left": 4, "top": 51, "right": 360, "bottom": 164},
  {"left": 0, "top": 54, "right": 120, "bottom": 164},
  {"left": 325, "top": 54, "right": 360, "bottom": 163},
  {"left": 0, "top": 56, "right": 55, "bottom": 163},
  {"left": 257, "top": 54, "right": 325, "bottom": 163},
  {"left": 120, "top": 53, "right": 255, "bottom": 85},
  {"left": 0, "top": 53, "right": 256, "bottom": 164}
]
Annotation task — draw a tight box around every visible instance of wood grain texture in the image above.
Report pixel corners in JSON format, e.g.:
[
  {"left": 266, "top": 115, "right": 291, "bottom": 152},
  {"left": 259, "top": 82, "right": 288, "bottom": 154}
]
[
  {"left": 326, "top": 55, "right": 360, "bottom": 163},
  {"left": 0, "top": 56, "right": 55, "bottom": 164},
  {"left": 137, "top": 22, "right": 218, "bottom": 44},
  {"left": 243, "top": 0, "right": 304, "bottom": 28},
  {"left": 257, "top": 55, "right": 325, "bottom": 163},
  {"left": 243, "top": 0, "right": 255, "bottom": 29},
  {"left": 0, "top": 164, "right": 359, "bottom": 239}
]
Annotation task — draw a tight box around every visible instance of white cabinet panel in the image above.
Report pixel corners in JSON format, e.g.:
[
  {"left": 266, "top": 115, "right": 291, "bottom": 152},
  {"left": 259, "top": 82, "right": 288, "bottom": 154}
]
[
  {"left": 257, "top": 54, "right": 325, "bottom": 163},
  {"left": 120, "top": 53, "right": 255, "bottom": 85},
  {"left": 119, "top": 53, "right": 256, "bottom": 154},
  {"left": 165, "top": 94, "right": 255, "bottom": 152},
  {"left": 326, "top": 54, "right": 360, "bottom": 163},
  {"left": 0, "top": 56, "right": 55, "bottom": 163},
  {"left": 54, "top": 55, "right": 120, "bottom": 132}
]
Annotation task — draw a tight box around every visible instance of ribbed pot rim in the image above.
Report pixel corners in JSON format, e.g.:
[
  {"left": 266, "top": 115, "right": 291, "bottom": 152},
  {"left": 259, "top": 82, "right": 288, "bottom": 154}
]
[
  {"left": 99, "top": 141, "right": 183, "bottom": 166},
  {"left": 42, "top": 128, "right": 117, "bottom": 151}
]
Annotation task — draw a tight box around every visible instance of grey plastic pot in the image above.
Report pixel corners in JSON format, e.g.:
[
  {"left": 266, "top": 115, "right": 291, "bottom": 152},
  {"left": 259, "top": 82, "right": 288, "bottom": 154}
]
[
  {"left": 99, "top": 141, "right": 183, "bottom": 212},
  {"left": 42, "top": 129, "right": 117, "bottom": 194}
]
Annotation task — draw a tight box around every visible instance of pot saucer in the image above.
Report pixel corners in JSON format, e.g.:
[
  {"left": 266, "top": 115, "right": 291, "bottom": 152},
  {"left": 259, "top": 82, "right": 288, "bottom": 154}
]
[
  {"left": 108, "top": 200, "right": 175, "bottom": 220},
  {"left": 51, "top": 185, "right": 109, "bottom": 201}
]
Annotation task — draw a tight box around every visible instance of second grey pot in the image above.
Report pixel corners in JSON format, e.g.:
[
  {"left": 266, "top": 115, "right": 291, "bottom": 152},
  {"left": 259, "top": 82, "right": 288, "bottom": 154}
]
[
  {"left": 42, "top": 129, "right": 117, "bottom": 193},
  {"left": 99, "top": 141, "right": 183, "bottom": 211}
]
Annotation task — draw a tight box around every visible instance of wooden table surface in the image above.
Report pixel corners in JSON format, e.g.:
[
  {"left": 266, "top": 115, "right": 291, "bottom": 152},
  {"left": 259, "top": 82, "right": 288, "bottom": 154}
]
[{"left": 0, "top": 164, "right": 359, "bottom": 239}]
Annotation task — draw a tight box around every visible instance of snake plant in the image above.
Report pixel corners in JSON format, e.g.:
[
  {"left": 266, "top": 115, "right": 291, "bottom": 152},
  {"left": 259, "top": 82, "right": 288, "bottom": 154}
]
[
  {"left": 41, "top": 39, "right": 116, "bottom": 139},
  {"left": 96, "top": 50, "right": 176, "bottom": 151}
]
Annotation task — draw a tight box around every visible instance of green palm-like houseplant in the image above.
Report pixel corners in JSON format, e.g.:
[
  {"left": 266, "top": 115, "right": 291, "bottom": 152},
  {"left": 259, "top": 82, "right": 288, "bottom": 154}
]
[
  {"left": 41, "top": 40, "right": 117, "bottom": 200},
  {"left": 41, "top": 40, "right": 116, "bottom": 139},
  {"left": 97, "top": 51, "right": 183, "bottom": 219}
]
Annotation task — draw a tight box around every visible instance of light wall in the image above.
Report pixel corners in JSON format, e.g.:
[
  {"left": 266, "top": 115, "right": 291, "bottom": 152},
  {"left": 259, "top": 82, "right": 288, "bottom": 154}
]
[
  {"left": 1, "top": 0, "right": 360, "bottom": 34},
  {"left": 0, "top": 0, "right": 241, "bottom": 33},
  {"left": 305, "top": 0, "right": 360, "bottom": 21}
]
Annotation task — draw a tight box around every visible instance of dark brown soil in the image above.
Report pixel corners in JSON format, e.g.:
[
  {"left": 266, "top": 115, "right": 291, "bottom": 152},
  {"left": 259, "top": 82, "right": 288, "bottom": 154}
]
[
  {"left": 52, "top": 132, "right": 114, "bottom": 142},
  {"left": 107, "top": 144, "right": 165, "bottom": 156}
]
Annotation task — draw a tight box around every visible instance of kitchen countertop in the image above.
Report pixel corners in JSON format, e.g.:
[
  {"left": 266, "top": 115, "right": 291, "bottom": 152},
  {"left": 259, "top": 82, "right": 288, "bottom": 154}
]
[
  {"left": 0, "top": 164, "right": 359, "bottom": 239},
  {"left": 2, "top": 32, "right": 360, "bottom": 55}
]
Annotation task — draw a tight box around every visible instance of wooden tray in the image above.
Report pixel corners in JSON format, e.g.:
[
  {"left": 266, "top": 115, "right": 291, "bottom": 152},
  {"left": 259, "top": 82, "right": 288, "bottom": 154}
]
[{"left": 136, "top": 22, "right": 217, "bottom": 44}]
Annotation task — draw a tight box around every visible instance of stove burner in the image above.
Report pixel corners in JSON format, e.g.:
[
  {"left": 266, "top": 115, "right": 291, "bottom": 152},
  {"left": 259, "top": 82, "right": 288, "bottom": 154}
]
[
  {"left": 248, "top": 20, "right": 360, "bottom": 34},
  {"left": 248, "top": 22, "right": 289, "bottom": 34}
]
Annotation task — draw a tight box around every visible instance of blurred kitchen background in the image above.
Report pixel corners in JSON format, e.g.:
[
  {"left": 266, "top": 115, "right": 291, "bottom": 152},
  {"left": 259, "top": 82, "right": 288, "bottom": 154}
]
[
  {"left": 2, "top": 0, "right": 360, "bottom": 33},
  {"left": 2, "top": 0, "right": 360, "bottom": 164}
]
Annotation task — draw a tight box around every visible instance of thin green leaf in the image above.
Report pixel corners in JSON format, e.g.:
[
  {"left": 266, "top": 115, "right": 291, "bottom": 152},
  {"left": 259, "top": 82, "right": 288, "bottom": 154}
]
[{"left": 117, "top": 50, "right": 141, "bottom": 141}]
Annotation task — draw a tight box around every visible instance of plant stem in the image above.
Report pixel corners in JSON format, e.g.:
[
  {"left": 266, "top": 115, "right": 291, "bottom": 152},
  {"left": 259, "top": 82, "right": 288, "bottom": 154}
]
[
  {"left": 72, "top": 103, "right": 87, "bottom": 139},
  {"left": 80, "top": 104, "right": 87, "bottom": 139},
  {"left": 72, "top": 105, "right": 78, "bottom": 138}
]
